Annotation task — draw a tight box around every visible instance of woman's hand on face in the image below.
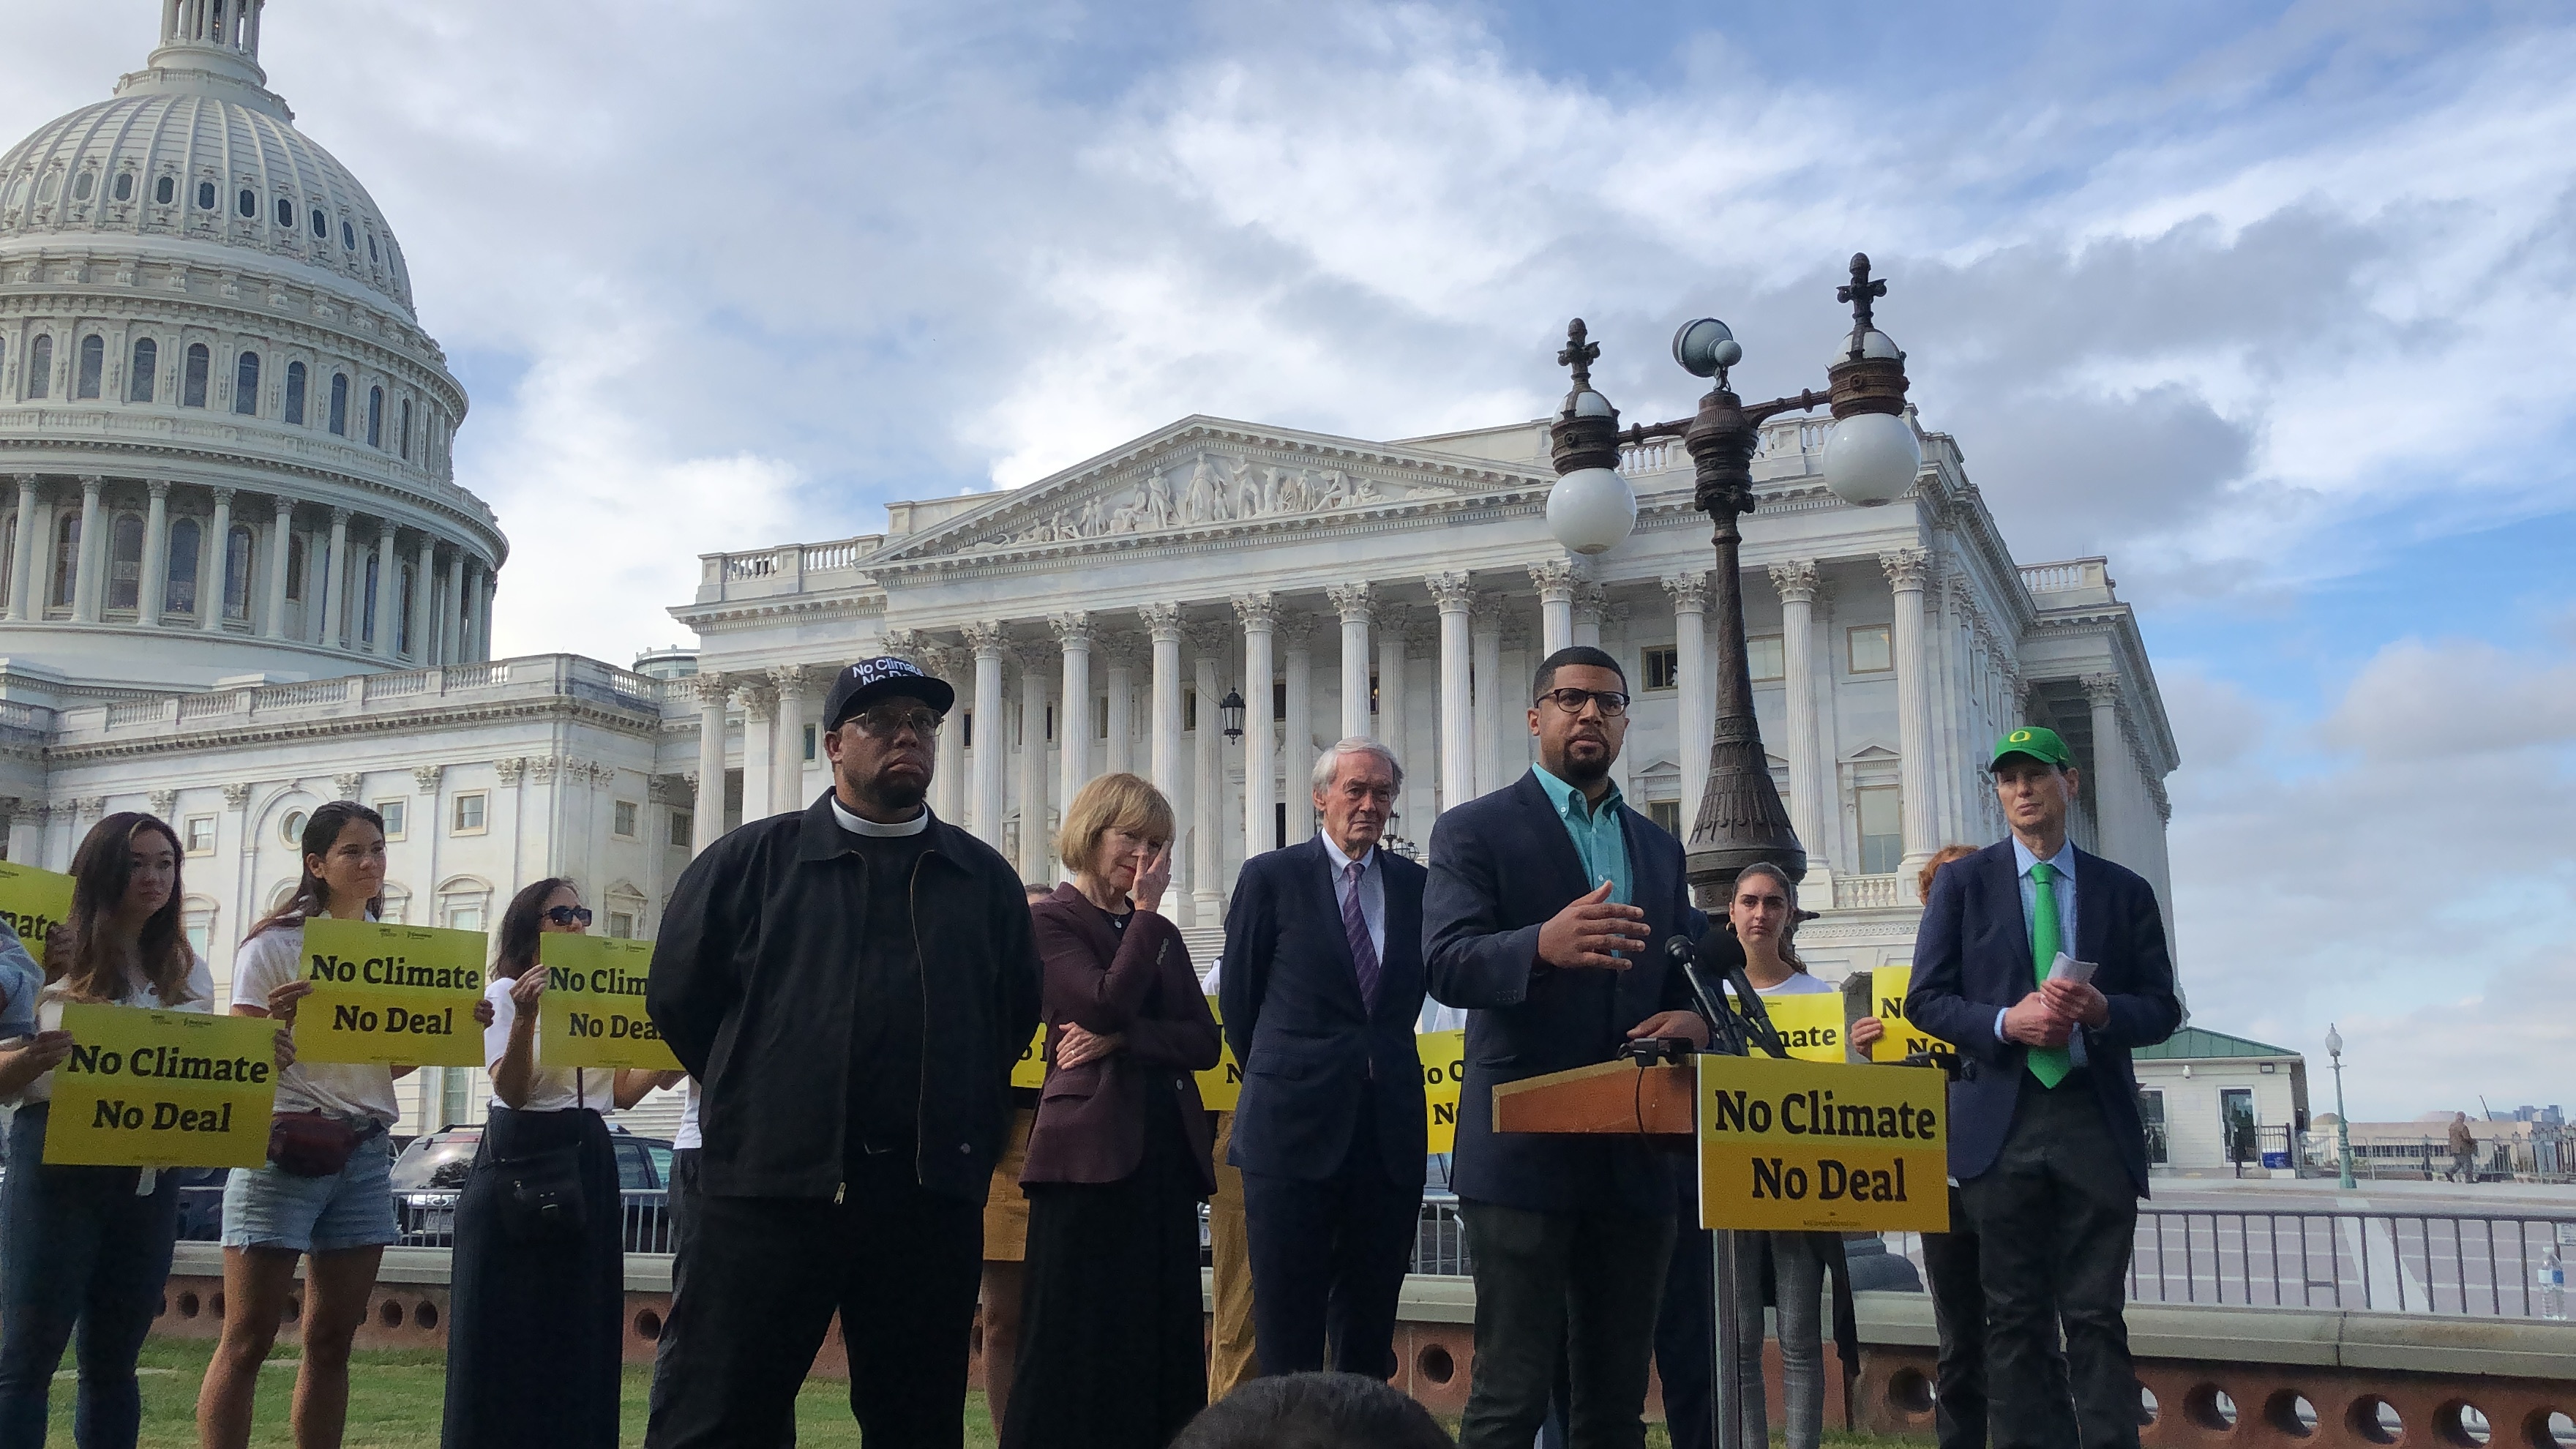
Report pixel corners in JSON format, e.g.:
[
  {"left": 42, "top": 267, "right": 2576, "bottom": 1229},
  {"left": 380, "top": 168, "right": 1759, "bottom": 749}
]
[
  {"left": 265, "top": 979, "right": 315, "bottom": 1024},
  {"left": 1055, "top": 1025, "right": 1124, "bottom": 1069},
  {"left": 508, "top": 965, "right": 549, "bottom": 1014},
  {"left": 1131, "top": 842, "right": 1172, "bottom": 913},
  {"left": 471, "top": 997, "right": 495, "bottom": 1027},
  {"left": 1849, "top": 1016, "right": 1884, "bottom": 1051}
]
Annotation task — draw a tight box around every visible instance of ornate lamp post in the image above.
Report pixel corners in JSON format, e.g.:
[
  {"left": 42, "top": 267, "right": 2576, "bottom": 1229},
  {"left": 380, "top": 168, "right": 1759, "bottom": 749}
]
[{"left": 2326, "top": 1023, "right": 2356, "bottom": 1191}]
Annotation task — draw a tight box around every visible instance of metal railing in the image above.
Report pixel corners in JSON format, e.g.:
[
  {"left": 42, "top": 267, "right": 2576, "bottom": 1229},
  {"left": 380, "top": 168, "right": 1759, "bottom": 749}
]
[{"left": 394, "top": 1188, "right": 672, "bottom": 1252}]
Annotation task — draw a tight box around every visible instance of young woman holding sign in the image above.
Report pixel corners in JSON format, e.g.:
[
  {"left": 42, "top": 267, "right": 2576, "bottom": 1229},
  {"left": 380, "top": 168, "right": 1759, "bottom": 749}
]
[
  {"left": 0, "top": 812, "right": 288, "bottom": 1449},
  {"left": 442, "top": 878, "right": 659, "bottom": 1449},
  {"left": 196, "top": 800, "right": 495, "bottom": 1449}
]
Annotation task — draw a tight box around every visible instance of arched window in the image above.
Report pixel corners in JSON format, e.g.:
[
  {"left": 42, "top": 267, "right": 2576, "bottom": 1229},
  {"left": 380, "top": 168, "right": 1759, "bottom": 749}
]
[
  {"left": 50, "top": 514, "right": 79, "bottom": 609},
  {"left": 223, "top": 524, "right": 253, "bottom": 622},
  {"left": 367, "top": 235, "right": 379, "bottom": 264},
  {"left": 74, "top": 335, "right": 103, "bottom": 400},
  {"left": 285, "top": 534, "right": 306, "bottom": 603},
  {"left": 195, "top": 180, "right": 217, "bottom": 211},
  {"left": 362, "top": 553, "right": 379, "bottom": 644},
  {"left": 72, "top": 172, "right": 94, "bottom": 203},
  {"left": 36, "top": 174, "right": 58, "bottom": 204},
  {"left": 367, "top": 386, "right": 383, "bottom": 449},
  {"left": 182, "top": 343, "right": 210, "bottom": 408},
  {"left": 154, "top": 174, "right": 175, "bottom": 205},
  {"left": 310, "top": 206, "right": 326, "bottom": 239},
  {"left": 327, "top": 373, "right": 348, "bottom": 435},
  {"left": 165, "top": 517, "right": 201, "bottom": 617},
  {"left": 112, "top": 172, "right": 133, "bottom": 203},
  {"left": 399, "top": 562, "right": 416, "bottom": 654},
  {"left": 274, "top": 197, "right": 292, "bottom": 228},
  {"left": 283, "top": 361, "right": 306, "bottom": 424},
  {"left": 25, "top": 335, "right": 50, "bottom": 400},
  {"left": 399, "top": 399, "right": 413, "bottom": 460},
  {"left": 128, "top": 337, "right": 157, "bottom": 402},
  {"left": 233, "top": 351, "right": 260, "bottom": 416},
  {"left": 341, "top": 220, "right": 356, "bottom": 251},
  {"left": 236, "top": 188, "right": 255, "bottom": 218},
  {"left": 107, "top": 513, "right": 143, "bottom": 612}
]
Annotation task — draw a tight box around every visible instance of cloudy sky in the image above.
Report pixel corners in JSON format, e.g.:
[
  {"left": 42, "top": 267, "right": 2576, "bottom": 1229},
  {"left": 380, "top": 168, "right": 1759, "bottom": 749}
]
[{"left": 10, "top": 1, "right": 2575, "bottom": 1121}]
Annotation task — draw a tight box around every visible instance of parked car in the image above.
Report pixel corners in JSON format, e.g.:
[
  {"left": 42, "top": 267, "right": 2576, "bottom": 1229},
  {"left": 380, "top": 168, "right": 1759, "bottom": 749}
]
[
  {"left": 392, "top": 1124, "right": 675, "bottom": 1251},
  {"left": 173, "top": 1165, "right": 232, "bottom": 1242}
]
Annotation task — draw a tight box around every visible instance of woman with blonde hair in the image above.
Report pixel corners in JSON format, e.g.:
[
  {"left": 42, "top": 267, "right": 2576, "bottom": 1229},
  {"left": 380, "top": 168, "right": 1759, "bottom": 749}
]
[{"left": 1003, "top": 773, "right": 1221, "bottom": 1449}]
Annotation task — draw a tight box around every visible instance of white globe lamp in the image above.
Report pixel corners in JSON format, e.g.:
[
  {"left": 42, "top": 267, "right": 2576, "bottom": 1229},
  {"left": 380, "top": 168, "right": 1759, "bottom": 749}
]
[
  {"left": 1547, "top": 464, "right": 1636, "bottom": 555},
  {"left": 1820, "top": 410, "right": 1920, "bottom": 507}
]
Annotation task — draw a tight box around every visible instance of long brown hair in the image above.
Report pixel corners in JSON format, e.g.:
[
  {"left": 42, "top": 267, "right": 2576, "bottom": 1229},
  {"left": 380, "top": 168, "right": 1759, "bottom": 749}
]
[
  {"left": 1729, "top": 860, "right": 1809, "bottom": 975},
  {"left": 56, "top": 812, "right": 195, "bottom": 1006},
  {"left": 493, "top": 877, "right": 575, "bottom": 981},
  {"left": 245, "top": 801, "right": 388, "bottom": 941}
]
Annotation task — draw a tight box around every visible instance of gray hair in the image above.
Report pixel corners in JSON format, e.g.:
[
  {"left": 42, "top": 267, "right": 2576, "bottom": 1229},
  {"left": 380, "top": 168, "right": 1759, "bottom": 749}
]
[{"left": 1310, "top": 737, "right": 1404, "bottom": 796}]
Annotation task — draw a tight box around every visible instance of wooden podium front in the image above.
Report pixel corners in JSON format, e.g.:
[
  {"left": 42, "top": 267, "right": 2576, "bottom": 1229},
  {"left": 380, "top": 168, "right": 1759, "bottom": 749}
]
[{"left": 1491, "top": 1060, "right": 1696, "bottom": 1140}]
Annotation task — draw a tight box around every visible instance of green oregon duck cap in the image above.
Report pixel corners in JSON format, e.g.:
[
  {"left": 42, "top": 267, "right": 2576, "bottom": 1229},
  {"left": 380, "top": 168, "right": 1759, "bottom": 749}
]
[{"left": 1990, "top": 725, "right": 2073, "bottom": 771}]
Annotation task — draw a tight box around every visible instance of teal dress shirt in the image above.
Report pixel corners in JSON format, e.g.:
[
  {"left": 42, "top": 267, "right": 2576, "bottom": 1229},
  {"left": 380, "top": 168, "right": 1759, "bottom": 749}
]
[{"left": 1530, "top": 765, "right": 1632, "bottom": 910}]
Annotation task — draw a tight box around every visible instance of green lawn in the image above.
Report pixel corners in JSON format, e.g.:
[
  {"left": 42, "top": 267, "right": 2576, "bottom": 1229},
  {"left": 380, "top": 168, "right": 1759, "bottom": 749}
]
[{"left": 79, "top": 1338, "right": 1914, "bottom": 1447}]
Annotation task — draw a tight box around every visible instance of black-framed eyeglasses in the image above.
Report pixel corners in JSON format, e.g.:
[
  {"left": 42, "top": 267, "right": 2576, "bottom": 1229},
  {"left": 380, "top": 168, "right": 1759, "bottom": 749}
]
[
  {"left": 1536, "top": 687, "right": 1630, "bottom": 719},
  {"left": 850, "top": 705, "right": 944, "bottom": 739},
  {"left": 544, "top": 906, "right": 593, "bottom": 926}
]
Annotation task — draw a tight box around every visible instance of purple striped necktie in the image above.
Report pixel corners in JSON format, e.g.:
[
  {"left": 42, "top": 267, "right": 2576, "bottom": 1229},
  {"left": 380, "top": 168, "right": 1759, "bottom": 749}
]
[{"left": 1342, "top": 859, "right": 1381, "bottom": 1007}]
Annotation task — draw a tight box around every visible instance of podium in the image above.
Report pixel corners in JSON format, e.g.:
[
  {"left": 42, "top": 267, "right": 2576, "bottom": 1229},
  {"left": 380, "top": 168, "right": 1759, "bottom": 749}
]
[{"left": 1494, "top": 1059, "right": 1696, "bottom": 1139}]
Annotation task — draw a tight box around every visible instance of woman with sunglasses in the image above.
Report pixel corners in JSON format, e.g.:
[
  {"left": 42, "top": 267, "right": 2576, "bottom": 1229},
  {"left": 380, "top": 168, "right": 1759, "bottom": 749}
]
[{"left": 441, "top": 879, "right": 659, "bottom": 1449}]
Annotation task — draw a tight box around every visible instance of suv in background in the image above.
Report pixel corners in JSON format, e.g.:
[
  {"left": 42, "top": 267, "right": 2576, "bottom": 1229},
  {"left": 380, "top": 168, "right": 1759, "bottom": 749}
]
[{"left": 390, "top": 1126, "right": 676, "bottom": 1250}]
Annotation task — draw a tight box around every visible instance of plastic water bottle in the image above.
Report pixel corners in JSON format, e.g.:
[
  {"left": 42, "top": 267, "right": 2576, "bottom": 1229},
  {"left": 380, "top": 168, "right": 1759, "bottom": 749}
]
[{"left": 2540, "top": 1245, "right": 2567, "bottom": 1321}]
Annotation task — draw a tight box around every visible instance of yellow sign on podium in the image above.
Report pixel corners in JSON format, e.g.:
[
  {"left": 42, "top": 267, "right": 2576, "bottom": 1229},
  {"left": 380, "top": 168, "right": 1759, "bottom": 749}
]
[{"left": 1695, "top": 1053, "right": 1948, "bottom": 1233}]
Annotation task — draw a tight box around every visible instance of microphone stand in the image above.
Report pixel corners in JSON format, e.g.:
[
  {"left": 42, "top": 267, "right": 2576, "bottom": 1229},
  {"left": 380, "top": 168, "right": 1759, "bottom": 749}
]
[{"left": 1668, "top": 936, "right": 1764, "bottom": 1449}]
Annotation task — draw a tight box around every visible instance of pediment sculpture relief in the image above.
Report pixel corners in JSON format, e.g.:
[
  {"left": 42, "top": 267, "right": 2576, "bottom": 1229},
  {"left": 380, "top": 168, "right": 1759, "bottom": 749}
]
[{"left": 983, "top": 453, "right": 1401, "bottom": 548}]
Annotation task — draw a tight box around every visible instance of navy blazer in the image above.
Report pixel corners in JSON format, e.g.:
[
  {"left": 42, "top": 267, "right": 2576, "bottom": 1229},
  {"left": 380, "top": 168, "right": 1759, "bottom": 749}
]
[
  {"left": 1219, "top": 836, "right": 1429, "bottom": 1183},
  {"left": 1422, "top": 772, "right": 1707, "bottom": 1215},
  {"left": 1905, "top": 839, "right": 2182, "bottom": 1196}
]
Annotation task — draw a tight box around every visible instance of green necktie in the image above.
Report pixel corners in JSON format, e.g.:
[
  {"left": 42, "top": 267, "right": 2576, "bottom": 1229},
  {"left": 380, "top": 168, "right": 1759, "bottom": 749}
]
[{"left": 2027, "top": 861, "right": 2071, "bottom": 1087}]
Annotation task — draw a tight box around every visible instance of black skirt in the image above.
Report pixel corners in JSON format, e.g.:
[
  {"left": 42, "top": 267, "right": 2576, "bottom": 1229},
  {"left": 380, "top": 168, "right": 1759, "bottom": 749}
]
[
  {"left": 440, "top": 1106, "right": 624, "bottom": 1449},
  {"left": 1001, "top": 1088, "right": 1209, "bottom": 1449}
]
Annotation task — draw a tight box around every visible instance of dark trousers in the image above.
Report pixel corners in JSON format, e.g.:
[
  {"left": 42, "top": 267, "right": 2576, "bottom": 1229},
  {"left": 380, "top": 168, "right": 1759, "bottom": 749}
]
[
  {"left": 1652, "top": 1171, "right": 1713, "bottom": 1449},
  {"left": 1456, "top": 1199, "right": 1675, "bottom": 1449},
  {"left": 0, "top": 1104, "right": 181, "bottom": 1449},
  {"left": 1921, "top": 1185, "right": 1989, "bottom": 1449},
  {"left": 1958, "top": 1074, "right": 2140, "bottom": 1449},
  {"left": 1240, "top": 1107, "right": 1420, "bottom": 1379},
  {"left": 646, "top": 1148, "right": 700, "bottom": 1425},
  {"left": 643, "top": 1147, "right": 984, "bottom": 1449}
]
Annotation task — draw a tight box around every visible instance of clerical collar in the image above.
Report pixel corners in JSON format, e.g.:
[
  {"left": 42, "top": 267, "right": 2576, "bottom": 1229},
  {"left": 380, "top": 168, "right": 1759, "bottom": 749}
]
[{"left": 831, "top": 794, "right": 929, "bottom": 837}]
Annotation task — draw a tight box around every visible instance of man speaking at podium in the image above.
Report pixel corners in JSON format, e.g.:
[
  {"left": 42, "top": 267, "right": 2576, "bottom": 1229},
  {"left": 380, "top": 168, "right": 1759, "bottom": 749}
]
[
  {"left": 1907, "top": 727, "right": 2180, "bottom": 1449},
  {"left": 1424, "top": 646, "right": 1711, "bottom": 1449}
]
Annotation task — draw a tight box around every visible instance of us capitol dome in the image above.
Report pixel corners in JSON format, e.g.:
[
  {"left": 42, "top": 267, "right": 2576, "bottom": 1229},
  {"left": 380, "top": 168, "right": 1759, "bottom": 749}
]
[{"left": 0, "top": 0, "right": 502, "bottom": 699}]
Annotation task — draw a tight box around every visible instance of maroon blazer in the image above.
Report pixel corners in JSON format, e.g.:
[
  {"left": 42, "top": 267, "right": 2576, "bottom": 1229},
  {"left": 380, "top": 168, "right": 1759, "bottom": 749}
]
[{"left": 1018, "top": 884, "right": 1222, "bottom": 1194}]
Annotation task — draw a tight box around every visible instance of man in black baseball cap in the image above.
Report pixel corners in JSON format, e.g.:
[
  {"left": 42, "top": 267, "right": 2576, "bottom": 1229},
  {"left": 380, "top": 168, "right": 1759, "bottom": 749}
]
[{"left": 648, "top": 654, "right": 1038, "bottom": 1448}]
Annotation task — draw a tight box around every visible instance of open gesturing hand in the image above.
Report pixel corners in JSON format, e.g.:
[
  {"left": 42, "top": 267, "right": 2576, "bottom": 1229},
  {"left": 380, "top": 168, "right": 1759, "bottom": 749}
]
[{"left": 1536, "top": 881, "right": 1650, "bottom": 970}]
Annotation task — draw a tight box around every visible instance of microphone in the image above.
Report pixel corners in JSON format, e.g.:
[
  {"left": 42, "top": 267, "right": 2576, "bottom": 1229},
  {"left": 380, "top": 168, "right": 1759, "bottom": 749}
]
[
  {"left": 1662, "top": 936, "right": 1731, "bottom": 1049},
  {"left": 1693, "top": 924, "right": 1789, "bottom": 1060}
]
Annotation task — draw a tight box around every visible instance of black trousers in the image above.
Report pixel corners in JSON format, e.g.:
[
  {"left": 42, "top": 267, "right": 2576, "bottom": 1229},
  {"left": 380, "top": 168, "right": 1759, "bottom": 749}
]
[
  {"left": 1240, "top": 1106, "right": 1421, "bottom": 1379},
  {"left": 1652, "top": 1169, "right": 1712, "bottom": 1449},
  {"left": 1921, "top": 1184, "right": 1990, "bottom": 1449},
  {"left": 1456, "top": 1199, "right": 1675, "bottom": 1449},
  {"left": 1958, "top": 1073, "right": 2139, "bottom": 1449},
  {"left": 643, "top": 1147, "right": 984, "bottom": 1449}
]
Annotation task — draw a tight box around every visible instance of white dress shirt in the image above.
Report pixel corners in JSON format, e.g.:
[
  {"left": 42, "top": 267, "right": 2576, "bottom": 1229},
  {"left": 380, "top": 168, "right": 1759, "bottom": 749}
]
[
  {"left": 1319, "top": 828, "right": 1388, "bottom": 967},
  {"left": 1998, "top": 835, "right": 2087, "bottom": 1066}
]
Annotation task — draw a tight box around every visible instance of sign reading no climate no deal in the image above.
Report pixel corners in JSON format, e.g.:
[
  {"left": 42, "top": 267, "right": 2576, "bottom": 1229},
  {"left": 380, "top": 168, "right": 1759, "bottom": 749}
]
[
  {"left": 537, "top": 934, "right": 678, "bottom": 1071},
  {"left": 1696, "top": 1053, "right": 1950, "bottom": 1234},
  {"left": 295, "top": 918, "right": 487, "bottom": 1068},
  {"left": 1420, "top": 1029, "right": 1465, "bottom": 1153},
  {"left": 43, "top": 1003, "right": 277, "bottom": 1169},
  {"left": 0, "top": 861, "right": 75, "bottom": 965}
]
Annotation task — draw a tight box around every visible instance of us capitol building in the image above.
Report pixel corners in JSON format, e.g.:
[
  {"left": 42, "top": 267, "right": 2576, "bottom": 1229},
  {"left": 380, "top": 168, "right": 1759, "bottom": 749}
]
[{"left": 0, "top": 4, "right": 2178, "bottom": 1135}]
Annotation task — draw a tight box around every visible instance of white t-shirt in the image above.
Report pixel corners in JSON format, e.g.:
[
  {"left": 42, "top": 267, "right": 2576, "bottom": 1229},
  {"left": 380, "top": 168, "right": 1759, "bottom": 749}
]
[
  {"left": 21, "top": 951, "right": 217, "bottom": 1104},
  {"left": 482, "top": 975, "right": 610, "bottom": 1115},
  {"left": 673, "top": 1077, "right": 701, "bottom": 1151},
  {"left": 233, "top": 918, "right": 401, "bottom": 1126}
]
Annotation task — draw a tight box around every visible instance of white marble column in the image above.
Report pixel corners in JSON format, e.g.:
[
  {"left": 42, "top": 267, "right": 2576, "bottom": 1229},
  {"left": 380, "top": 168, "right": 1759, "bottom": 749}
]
[
  {"left": 370, "top": 524, "right": 400, "bottom": 654},
  {"left": 1281, "top": 615, "right": 1317, "bottom": 842},
  {"left": 1102, "top": 637, "right": 1138, "bottom": 778},
  {"left": 736, "top": 678, "right": 777, "bottom": 821},
  {"left": 203, "top": 488, "right": 233, "bottom": 632},
  {"left": 1570, "top": 583, "right": 1606, "bottom": 650},
  {"left": 476, "top": 572, "right": 495, "bottom": 659},
  {"left": 1235, "top": 594, "right": 1278, "bottom": 862},
  {"left": 1375, "top": 606, "right": 1407, "bottom": 774},
  {"left": 770, "top": 665, "right": 809, "bottom": 812},
  {"left": 2085, "top": 673, "right": 2127, "bottom": 866},
  {"left": 7, "top": 476, "right": 37, "bottom": 622},
  {"left": 1016, "top": 643, "right": 1053, "bottom": 883},
  {"left": 1662, "top": 572, "right": 1710, "bottom": 830},
  {"left": 138, "top": 481, "right": 171, "bottom": 624},
  {"left": 1052, "top": 613, "right": 1093, "bottom": 808},
  {"left": 1327, "top": 584, "right": 1374, "bottom": 741},
  {"left": 1882, "top": 548, "right": 1936, "bottom": 875},
  {"left": 265, "top": 496, "right": 293, "bottom": 639},
  {"left": 1770, "top": 561, "right": 1832, "bottom": 877},
  {"left": 70, "top": 476, "right": 104, "bottom": 623},
  {"left": 4, "top": 803, "right": 36, "bottom": 866},
  {"left": 1470, "top": 595, "right": 1503, "bottom": 795},
  {"left": 924, "top": 643, "right": 967, "bottom": 825},
  {"left": 1530, "top": 559, "right": 1576, "bottom": 655},
  {"left": 321, "top": 508, "right": 351, "bottom": 649},
  {"left": 1142, "top": 605, "right": 1185, "bottom": 816},
  {"left": 441, "top": 550, "right": 465, "bottom": 663},
  {"left": 1191, "top": 630, "right": 1224, "bottom": 922},
  {"left": 692, "top": 673, "right": 728, "bottom": 852},
  {"left": 411, "top": 536, "right": 435, "bottom": 657},
  {"left": 1427, "top": 574, "right": 1475, "bottom": 817},
  {"left": 964, "top": 621, "right": 1008, "bottom": 848}
]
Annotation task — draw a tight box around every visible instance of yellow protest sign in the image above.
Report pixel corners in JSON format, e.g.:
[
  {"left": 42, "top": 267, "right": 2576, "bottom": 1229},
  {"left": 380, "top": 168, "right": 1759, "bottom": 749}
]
[
  {"left": 537, "top": 935, "right": 679, "bottom": 1071},
  {"left": 293, "top": 918, "right": 487, "bottom": 1068},
  {"left": 1197, "top": 996, "right": 1240, "bottom": 1111},
  {"left": 1755, "top": 991, "right": 1850, "bottom": 1063},
  {"left": 0, "top": 862, "right": 75, "bottom": 965},
  {"left": 43, "top": 1003, "right": 276, "bottom": 1169},
  {"left": 1696, "top": 1053, "right": 1947, "bottom": 1233},
  {"left": 1867, "top": 965, "right": 1947, "bottom": 1063},
  {"left": 1011, "top": 1025, "right": 1046, "bottom": 1090},
  {"left": 1420, "top": 1029, "right": 1465, "bottom": 1153}
]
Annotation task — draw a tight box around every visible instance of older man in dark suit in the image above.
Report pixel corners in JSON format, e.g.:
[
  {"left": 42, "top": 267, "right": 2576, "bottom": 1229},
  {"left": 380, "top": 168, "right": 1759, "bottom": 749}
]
[
  {"left": 1220, "top": 736, "right": 1430, "bottom": 1380},
  {"left": 1424, "top": 645, "right": 1711, "bottom": 1449},
  {"left": 1907, "top": 726, "right": 2182, "bottom": 1449}
]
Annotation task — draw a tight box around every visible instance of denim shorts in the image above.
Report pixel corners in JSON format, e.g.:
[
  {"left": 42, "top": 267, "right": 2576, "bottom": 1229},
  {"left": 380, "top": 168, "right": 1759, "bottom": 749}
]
[{"left": 220, "top": 1128, "right": 397, "bottom": 1254}]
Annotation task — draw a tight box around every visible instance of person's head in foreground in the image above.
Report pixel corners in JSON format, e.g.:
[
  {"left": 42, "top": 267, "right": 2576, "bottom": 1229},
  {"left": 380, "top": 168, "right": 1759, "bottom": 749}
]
[{"left": 1171, "top": 1371, "right": 1455, "bottom": 1449}]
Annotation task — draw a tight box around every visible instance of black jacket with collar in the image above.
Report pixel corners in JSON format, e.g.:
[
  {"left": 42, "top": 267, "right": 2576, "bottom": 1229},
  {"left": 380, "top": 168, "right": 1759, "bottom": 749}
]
[{"left": 647, "top": 791, "right": 1043, "bottom": 1203}]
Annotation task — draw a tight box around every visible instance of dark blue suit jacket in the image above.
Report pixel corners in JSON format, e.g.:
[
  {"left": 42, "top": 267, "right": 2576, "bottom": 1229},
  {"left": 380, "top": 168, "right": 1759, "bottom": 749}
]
[
  {"left": 1423, "top": 772, "right": 1707, "bottom": 1215},
  {"left": 1905, "top": 839, "right": 2182, "bottom": 1196},
  {"left": 1220, "top": 836, "right": 1429, "bottom": 1183}
]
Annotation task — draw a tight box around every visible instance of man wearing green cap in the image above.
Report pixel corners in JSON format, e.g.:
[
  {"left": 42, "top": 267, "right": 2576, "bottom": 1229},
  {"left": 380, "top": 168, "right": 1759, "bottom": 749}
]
[{"left": 1906, "top": 725, "right": 2180, "bottom": 1449}]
